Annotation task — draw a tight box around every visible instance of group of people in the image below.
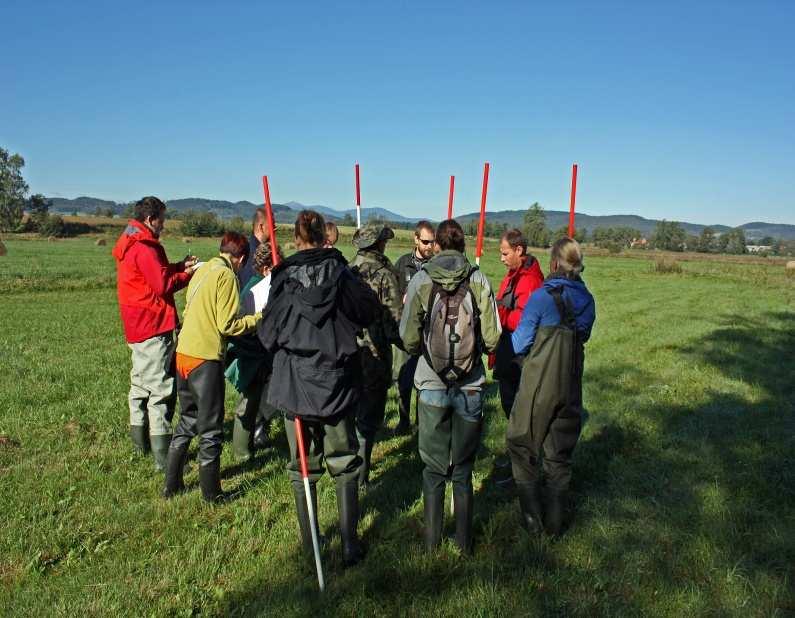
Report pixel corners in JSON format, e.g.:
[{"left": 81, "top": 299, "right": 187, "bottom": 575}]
[{"left": 113, "top": 195, "right": 596, "bottom": 566}]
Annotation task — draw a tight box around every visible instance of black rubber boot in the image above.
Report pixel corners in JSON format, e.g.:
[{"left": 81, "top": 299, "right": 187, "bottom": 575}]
[
  {"left": 162, "top": 445, "right": 188, "bottom": 498},
  {"left": 252, "top": 418, "right": 270, "bottom": 450},
  {"left": 453, "top": 484, "right": 474, "bottom": 555},
  {"left": 545, "top": 488, "right": 568, "bottom": 536},
  {"left": 150, "top": 434, "right": 172, "bottom": 472},
  {"left": 130, "top": 425, "right": 149, "bottom": 454},
  {"left": 422, "top": 477, "right": 445, "bottom": 551},
  {"left": 232, "top": 416, "right": 253, "bottom": 462},
  {"left": 336, "top": 481, "right": 365, "bottom": 567},
  {"left": 292, "top": 481, "right": 320, "bottom": 556},
  {"left": 516, "top": 481, "right": 544, "bottom": 535},
  {"left": 357, "top": 438, "right": 375, "bottom": 489},
  {"left": 198, "top": 459, "right": 224, "bottom": 503}
]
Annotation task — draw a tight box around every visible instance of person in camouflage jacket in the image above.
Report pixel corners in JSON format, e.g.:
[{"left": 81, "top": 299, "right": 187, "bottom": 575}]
[{"left": 350, "top": 223, "right": 403, "bottom": 488}]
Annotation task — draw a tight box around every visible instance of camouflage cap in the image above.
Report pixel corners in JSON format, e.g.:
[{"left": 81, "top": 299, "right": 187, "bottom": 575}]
[{"left": 352, "top": 223, "right": 395, "bottom": 249}]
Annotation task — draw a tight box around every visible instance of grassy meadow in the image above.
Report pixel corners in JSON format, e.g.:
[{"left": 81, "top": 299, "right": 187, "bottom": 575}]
[{"left": 1, "top": 230, "right": 794, "bottom": 616}]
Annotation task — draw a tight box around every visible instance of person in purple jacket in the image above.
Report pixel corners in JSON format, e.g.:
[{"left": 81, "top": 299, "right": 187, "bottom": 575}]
[{"left": 506, "top": 237, "right": 596, "bottom": 536}]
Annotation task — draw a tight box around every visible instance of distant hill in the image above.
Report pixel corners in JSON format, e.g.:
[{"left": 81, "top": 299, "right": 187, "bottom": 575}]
[
  {"left": 455, "top": 209, "right": 737, "bottom": 237},
  {"left": 46, "top": 196, "right": 795, "bottom": 240}
]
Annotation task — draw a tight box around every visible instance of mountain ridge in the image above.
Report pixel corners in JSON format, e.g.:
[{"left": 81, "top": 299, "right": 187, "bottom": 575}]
[{"left": 46, "top": 196, "right": 795, "bottom": 240}]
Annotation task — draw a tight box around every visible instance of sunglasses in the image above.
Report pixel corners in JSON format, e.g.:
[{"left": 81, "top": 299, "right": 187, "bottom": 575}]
[{"left": 418, "top": 239, "right": 434, "bottom": 246}]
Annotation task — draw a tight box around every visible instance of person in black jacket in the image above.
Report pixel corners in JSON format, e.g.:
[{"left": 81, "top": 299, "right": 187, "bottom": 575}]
[
  {"left": 258, "top": 210, "right": 380, "bottom": 567},
  {"left": 392, "top": 220, "right": 436, "bottom": 434}
]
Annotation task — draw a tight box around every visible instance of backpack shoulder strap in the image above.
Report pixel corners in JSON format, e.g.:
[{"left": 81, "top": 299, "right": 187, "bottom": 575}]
[{"left": 547, "top": 285, "right": 576, "bottom": 330}]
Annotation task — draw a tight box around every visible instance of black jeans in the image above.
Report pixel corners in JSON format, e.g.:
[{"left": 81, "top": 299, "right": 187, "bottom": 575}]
[{"left": 171, "top": 360, "right": 225, "bottom": 466}]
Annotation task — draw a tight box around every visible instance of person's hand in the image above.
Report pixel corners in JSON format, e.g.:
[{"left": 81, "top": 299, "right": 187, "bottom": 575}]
[{"left": 183, "top": 255, "right": 199, "bottom": 269}]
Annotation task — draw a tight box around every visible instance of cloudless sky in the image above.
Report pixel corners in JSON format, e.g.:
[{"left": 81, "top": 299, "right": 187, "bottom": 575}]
[{"left": 3, "top": 1, "right": 794, "bottom": 225}]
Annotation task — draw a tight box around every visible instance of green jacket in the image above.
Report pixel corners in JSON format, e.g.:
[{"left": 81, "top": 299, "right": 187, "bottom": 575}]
[
  {"left": 399, "top": 250, "right": 501, "bottom": 391},
  {"left": 350, "top": 249, "right": 402, "bottom": 382},
  {"left": 224, "top": 273, "right": 266, "bottom": 393},
  {"left": 177, "top": 255, "right": 260, "bottom": 361}
]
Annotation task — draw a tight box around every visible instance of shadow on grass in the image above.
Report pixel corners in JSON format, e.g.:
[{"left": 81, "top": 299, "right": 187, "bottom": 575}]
[{"left": 220, "top": 311, "right": 795, "bottom": 615}]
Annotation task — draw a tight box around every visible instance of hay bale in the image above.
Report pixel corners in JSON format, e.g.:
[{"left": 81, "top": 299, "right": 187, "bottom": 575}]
[
  {"left": 0, "top": 240, "right": 6, "bottom": 257},
  {"left": 47, "top": 236, "right": 57, "bottom": 242},
  {"left": 182, "top": 237, "right": 191, "bottom": 244},
  {"left": 95, "top": 238, "right": 107, "bottom": 247},
  {"left": 787, "top": 261, "right": 795, "bottom": 270}
]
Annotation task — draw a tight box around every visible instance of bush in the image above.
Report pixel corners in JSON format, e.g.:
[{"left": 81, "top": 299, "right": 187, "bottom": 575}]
[
  {"left": 38, "top": 214, "right": 65, "bottom": 238},
  {"left": 224, "top": 216, "right": 248, "bottom": 235},
  {"left": 180, "top": 211, "right": 223, "bottom": 237},
  {"left": 653, "top": 258, "right": 683, "bottom": 274}
]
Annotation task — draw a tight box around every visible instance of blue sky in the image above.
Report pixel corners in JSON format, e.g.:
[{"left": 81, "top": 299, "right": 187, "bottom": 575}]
[{"left": 3, "top": 1, "right": 794, "bottom": 225}]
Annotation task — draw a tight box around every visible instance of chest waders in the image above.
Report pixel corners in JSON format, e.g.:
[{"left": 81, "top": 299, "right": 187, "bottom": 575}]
[{"left": 506, "top": 286, "right": 584, "bottom": 536}]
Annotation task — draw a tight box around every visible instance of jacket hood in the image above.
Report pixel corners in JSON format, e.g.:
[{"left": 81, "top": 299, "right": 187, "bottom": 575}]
[
  {"left": 422, "top": 250, "right": 473, "bottom": 291},
  {"left": 271, "top": 248, "right": 348, "bottom": 325},
  {"left": 543, "top": 276, "right": 594, "bottom": 333},
  {"left": 112, "top": 219, "right": 158, "bottom": 261}
]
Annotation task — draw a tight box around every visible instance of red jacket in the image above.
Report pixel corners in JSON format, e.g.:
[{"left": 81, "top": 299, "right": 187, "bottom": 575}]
[
  {"left": 112, "top": 220, "right": 191, "bottom": 343},
  {"left": 496, "top": 256, "right": 545, "bottom": 332}
]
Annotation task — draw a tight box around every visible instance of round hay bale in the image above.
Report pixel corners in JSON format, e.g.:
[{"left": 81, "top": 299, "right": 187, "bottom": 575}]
[
  {"left": 47, "top": 236, "right": 57, "bottom": 242},
  {"left": 787, "top": 260, "right": 795, "bottom": 270},
  {"left": 95, "top": 238, "right": 107, "bottom": 247},
  {"left": 0, "top": 240, "right": 6, "bottom": 257},
  {"left": 182, "top": 237, "right": 191, "bottom": 244}
]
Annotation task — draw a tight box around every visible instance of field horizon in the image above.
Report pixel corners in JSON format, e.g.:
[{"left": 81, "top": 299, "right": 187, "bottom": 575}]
[{"left": 1, "top": 235, "right": 793, "bottom": 616}]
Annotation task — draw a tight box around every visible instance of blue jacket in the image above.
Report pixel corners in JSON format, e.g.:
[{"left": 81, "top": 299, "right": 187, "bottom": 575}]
[{"left": 511, "top": 276, "right": 596, "bottom": 356}]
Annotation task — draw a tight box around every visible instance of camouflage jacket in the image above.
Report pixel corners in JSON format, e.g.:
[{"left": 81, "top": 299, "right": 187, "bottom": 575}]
[{"left": 350, "top": 249, "right": 402, "bottom": 364}]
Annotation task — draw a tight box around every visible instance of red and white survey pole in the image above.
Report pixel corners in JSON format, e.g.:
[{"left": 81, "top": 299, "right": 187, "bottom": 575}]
[
  {"left": 568, "top": 163, "right": 578, "bottom": 238},
  {"left": 354, "top": 163, "right": 362, "bottom": 229},
  {"left": 261, "top": 175, "right": 325, "bottom": 593},
  {"left": 474, "top": 162, "right": 490, "bottom": 266},
  {"left": 447, "top": 175, "right": 455, "bottom": 219}
]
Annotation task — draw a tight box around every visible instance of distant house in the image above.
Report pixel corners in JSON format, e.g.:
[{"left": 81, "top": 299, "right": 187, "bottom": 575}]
[{"left": 746, "top": 245, "right": 772, "bottom": 253}]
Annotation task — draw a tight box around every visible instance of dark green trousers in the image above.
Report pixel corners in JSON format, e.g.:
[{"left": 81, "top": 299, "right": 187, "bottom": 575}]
[
  {"left": 284, "top": 414, "right": 361, "bottom": 485},
  {"left": 417, "top": 388, "right": 483, "bottom": 492}
]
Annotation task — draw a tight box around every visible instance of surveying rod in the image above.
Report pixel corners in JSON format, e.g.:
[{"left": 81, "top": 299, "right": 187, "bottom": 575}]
[
  {"left": 447, "top": 175, "right": 455, "bottom": 219},
  {"left": 568, "top": 164, "right": 578, "bottom": 238},
  {"left": 355, "top": 163, "right": 362, "bottom": 229},
  {"left": 474, "top": 162, "right": 490, "bottom": 266},
  {"left": 261, "top": 175, "right": 325, "bottom": 593}
]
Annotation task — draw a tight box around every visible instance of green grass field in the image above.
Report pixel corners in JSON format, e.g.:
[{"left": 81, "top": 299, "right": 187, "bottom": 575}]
[{"left": 1, "top": 235, "right": 794, "bottom": 616}]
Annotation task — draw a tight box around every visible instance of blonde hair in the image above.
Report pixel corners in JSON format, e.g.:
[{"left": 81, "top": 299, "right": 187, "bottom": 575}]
[{"left": 550, "top": 237, "right": 583, "bottom": 276}]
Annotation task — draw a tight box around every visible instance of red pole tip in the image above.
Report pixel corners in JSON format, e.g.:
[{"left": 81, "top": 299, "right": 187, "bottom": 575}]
[
  {"left": 447, "top": 175, "right": 455, "bottom": 220},
  {"left": 476, "top": 163, "right": 490, "bottom": 258},
  {"left": 568, "top": 164, "right": 578, "bottom": 238},
  {"left": 355, "top": 163, "right": 361, "bottom": 206}
]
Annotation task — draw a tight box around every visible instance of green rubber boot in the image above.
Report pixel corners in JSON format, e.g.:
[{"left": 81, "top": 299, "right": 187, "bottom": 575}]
[
  {"left": 150, "top": 434, "right": 172, "bottom": 472},
  {"left": 232, "top": 416, "right": 253, "bottom": 462},
  {"left": 130, "top": 425, "right": 150, "bottom": 455}
]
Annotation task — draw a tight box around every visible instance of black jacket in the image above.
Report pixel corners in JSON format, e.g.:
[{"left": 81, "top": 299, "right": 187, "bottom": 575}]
[
  {"left": 258, "top": 248, "right": 380, "bottom": 420},
  {"left": 394, "top": 251, "right": 429, "bottom": 299}
]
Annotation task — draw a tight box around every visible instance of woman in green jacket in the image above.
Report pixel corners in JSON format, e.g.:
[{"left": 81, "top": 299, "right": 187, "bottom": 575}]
[{"left": 162, "top": 232, "right": 261, "bottom": 502}]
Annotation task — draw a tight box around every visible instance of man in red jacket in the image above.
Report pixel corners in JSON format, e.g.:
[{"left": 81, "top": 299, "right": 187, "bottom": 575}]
[
  {"left": 112, "top": 196, "right": 197, "bottom": 470},
  {"left": 493, "top": 228, "right": 544, "bottom": 418}
]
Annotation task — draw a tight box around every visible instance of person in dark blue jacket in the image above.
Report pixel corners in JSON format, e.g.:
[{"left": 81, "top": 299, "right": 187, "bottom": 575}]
[{"left": 506, "top": 237, "right": 596, "bottom": 536}]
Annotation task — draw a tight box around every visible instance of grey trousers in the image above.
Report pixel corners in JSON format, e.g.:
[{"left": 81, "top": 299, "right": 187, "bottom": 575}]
[{"left": 127, "top": 332, "right": 175, "bottom": 436}]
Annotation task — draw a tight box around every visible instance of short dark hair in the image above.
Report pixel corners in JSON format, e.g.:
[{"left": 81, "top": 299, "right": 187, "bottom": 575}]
[
  {"left": 435, "top": 219, "right": 465, "bottom": 253},
  {"left": 219, "top": 231, "right": 250, "bottom": 260},
  {"left": 295, "top": 210, "right": 326, "bottom": 247},
  {"left": 501, "top": 228, "right": 527, "bottom": 255},
  {"left": 415, "top": 220, "right": 435, "bottom": 237},
  {"left": 325, "top": 221, "right": 339, "bottom": 243},
  {"left": 134, "top": 196, "right": 166, "bottom": 223},
  {"left": 252, "top": 207, "right": 267, "bottom": 227}
]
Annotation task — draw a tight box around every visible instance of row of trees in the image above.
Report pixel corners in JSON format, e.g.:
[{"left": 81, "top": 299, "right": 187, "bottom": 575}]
[{"left": 0, "top": 148, "right": 67, "bottom": 236}]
